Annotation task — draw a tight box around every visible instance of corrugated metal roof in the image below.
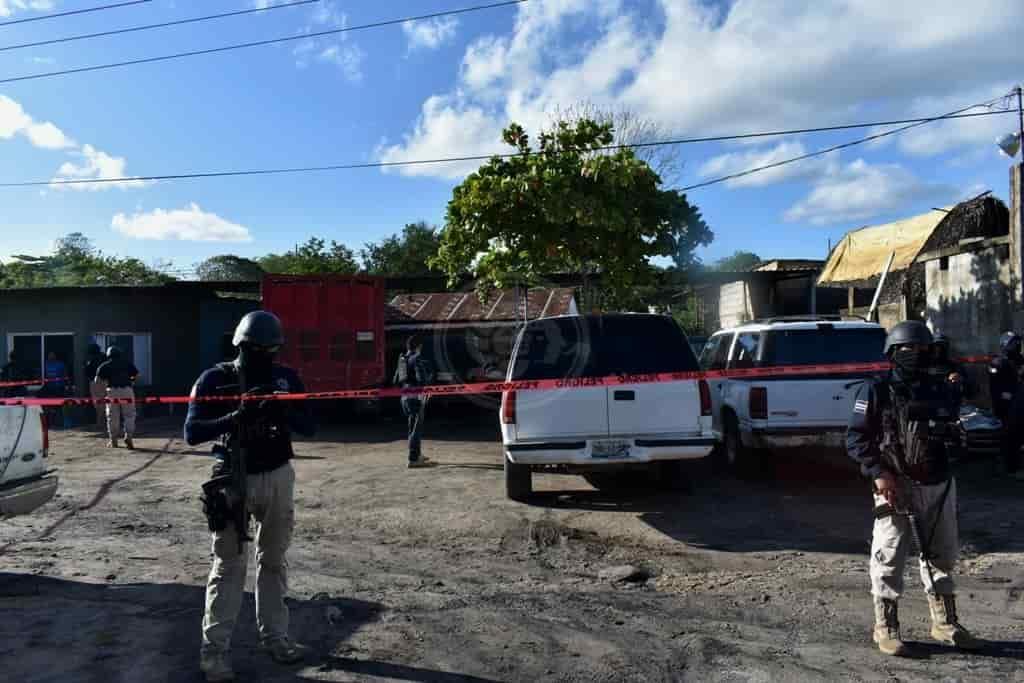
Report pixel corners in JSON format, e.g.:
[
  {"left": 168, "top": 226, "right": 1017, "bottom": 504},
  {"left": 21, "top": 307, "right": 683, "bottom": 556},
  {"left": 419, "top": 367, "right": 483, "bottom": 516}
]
[
  {"left": 754, "top": 259, "right": 824, "bottom": 272},
  {"left": 818, "top": 208, "right": 949, "bottom": 286},
  {"left": 386, "top": 288, "right": 576, "bottom": 323}
]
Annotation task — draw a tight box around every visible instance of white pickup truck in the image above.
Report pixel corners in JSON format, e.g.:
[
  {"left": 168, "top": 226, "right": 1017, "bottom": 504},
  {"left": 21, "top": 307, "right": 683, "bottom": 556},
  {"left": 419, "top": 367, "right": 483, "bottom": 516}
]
[
  {"left": 501, "top": 313, "right": 714, "bottom": 500},
  {"left": 0, "top": 405, "right": 58, "bottom": 518},
  {"left": 699, "top": 317, "right": 887, "bottom": 476}
]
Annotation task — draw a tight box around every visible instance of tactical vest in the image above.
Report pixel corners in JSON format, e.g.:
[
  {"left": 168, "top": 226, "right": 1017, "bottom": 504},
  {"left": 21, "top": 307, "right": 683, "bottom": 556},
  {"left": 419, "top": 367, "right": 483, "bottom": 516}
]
[
  {"left": 395, "top": 353, "right": 420, "bottom": 387},
  {"left": 215, "top": 362, "right": 293, "bottom": 473},
  {"left": 879, "top": 380, "right": 952, "bottom": 485}
]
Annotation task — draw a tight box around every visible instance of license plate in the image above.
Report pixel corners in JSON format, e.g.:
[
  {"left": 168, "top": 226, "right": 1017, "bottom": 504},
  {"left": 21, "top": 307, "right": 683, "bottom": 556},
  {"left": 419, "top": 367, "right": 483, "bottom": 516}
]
[{"left": 592, "top": 440, "right": 631, "bottom": 458}]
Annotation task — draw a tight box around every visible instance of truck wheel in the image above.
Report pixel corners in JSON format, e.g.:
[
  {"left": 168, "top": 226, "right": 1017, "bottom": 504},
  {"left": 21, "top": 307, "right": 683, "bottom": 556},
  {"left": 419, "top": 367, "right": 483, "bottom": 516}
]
[{"left": 505, "top": 456, "right": 532, "bottom": 501}]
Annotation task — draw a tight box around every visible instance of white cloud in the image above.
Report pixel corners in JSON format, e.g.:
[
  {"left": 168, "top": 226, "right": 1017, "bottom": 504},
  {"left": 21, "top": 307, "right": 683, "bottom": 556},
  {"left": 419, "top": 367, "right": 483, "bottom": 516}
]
[
  {"left": 288, "top": 0, "right": 364, "bottom": 82},
  {"left": 384, "top": 0, "right": 1024, "bottom": 181},
  {"left": 403, "top": 16, "right": 458, "bottom": 51},
  {"left": 0, "top": 0, "right": 54, "bottom": 18},
  {"left": 50, "top": 144, "right": 150, "bottom": 191},
  {"left": 0, "top": 95, "right": 73, "bottom": 149},
  {"left": 111, "top": 203, "right": 252, "bottom": 242},
  {"left": 784, "top": 159, "right": 955, "bottom": 225},
  {"left": 697, "top": 142, "right": 838, "bottom": 188}
]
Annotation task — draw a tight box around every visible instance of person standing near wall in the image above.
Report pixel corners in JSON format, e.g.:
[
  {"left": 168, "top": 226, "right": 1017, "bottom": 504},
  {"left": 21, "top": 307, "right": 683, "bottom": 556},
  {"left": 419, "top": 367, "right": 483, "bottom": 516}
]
[
  {"left": 1, "top": 351, "right": 27, "bottom": 398},
  {"left": 395, "top": 335, "right": 434, "bottom": 469},
  {"left": 990, "top": 331, "right": 1024, "bottom": 479},
  {"left": 84, "top": 344, "right": 105, "bottom": 429},
  {"left": 96, "top": 346, "right": 139, "bottom": 450}
]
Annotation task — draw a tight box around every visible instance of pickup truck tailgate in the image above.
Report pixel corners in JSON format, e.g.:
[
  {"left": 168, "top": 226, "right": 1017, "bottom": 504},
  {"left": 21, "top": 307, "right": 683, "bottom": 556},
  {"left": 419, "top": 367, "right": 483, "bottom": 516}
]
[
  {"left": 759, "top": 378, "right": 861, "bottom": 428},
  {"left": 610, "top": 380, "right": 701, "bottom": 436},
  {"left": 514, "top": 387, "right": 609, "bottom": 440}
]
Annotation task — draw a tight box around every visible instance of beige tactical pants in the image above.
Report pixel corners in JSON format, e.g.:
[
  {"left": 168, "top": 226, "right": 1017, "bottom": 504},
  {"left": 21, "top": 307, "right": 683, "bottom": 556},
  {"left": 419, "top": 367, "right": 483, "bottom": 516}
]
[
  {"left": 201, "top": 462, "right": 296, "bottom": 654},
  {"left": 89, "top": 381, "right": 105, "bottom": 426},
  {"left": 105, "top": 387, "right": 136, "bottom": 439},
  {"left": 870, "top": 478, "right": 958, "bottom": 600}
]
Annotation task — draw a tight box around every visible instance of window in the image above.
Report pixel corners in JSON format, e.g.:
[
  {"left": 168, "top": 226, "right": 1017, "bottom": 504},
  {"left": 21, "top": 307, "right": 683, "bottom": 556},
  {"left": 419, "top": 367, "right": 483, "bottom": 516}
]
[
  {"left": 7, "top": 333, "right": 74, "bottom": 388},
  {"left": 939, "top": 256, "right": 950, "bottom": 271},
  {"left": 700, "top": 333, "right": 733, "bottom": 371},
  {"left": 760, "top": 328, "right": 886, "bottom": 367},
  {"left": 298, "top": 330, "right": 320, "bottom": 362},
  {"left": 93, "top": 333, "right": 152, "bottom": 385},
  {"left": 729, "top": 332, "right": 761, "bottom": 368}
]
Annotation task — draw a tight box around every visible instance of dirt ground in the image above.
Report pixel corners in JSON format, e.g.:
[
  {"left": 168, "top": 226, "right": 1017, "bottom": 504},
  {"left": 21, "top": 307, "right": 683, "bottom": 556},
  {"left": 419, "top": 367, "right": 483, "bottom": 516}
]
[{"left": 3, "top": 404, "right": 1024, "bottom": 682}]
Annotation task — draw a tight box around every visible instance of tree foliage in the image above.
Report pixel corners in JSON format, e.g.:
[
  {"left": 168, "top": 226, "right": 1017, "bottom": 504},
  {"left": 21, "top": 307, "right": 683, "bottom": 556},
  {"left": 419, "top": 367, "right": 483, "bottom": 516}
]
[
  {"left": 258, "top": 237, "right": 359, "bottom": 275},
  {"left": 0, "top": 233, "right": 173, "bottom": 288},
  {"left": 196, "top": 255, "right": 265, "bottom": 282},
  {"left": 431, "top": 119, "right": 712, "bottom": 309},
  {"left": 712, "top": 250, "right": 761, "bottom": 272},
  {"left": 361, "top": 221, "right": 443, "bottom": 276}
]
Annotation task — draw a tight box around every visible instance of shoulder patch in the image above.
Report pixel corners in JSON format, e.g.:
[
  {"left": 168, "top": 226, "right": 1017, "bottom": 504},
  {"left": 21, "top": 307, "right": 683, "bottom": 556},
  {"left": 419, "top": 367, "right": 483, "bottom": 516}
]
[{"left": 854, "top": 400, "right": 869, "bottom": 414}]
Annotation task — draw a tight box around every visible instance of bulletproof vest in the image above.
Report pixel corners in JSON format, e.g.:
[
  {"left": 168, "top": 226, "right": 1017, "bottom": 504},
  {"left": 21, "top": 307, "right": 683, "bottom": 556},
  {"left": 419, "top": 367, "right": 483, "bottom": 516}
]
[
  {"left": 396, "top": 353, "right": 421, "bottom": 387},
  {"left": 879, "top": 379, "right": 953, "bottom": 484},
  {"left": 215, "top": 362, "right": 293, "bottom": 472}
]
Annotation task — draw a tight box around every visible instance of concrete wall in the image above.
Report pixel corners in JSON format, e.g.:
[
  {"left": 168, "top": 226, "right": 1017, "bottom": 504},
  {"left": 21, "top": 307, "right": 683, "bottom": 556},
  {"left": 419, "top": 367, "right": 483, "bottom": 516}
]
[
  {"left": 925, "top": 246, "right": 1013, "bottom": 357},
  {"left": 718, "top": 281, "right": 753, "bottom": 329},
  {"left": 0, "top": 288, "right": 205, "bottom": 397}
]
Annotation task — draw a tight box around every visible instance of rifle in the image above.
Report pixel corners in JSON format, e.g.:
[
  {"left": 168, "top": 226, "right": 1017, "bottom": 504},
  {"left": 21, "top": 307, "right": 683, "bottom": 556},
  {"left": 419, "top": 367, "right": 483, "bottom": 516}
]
[{"left": 230, "top": 364, "right": 254, "bottom": 555}]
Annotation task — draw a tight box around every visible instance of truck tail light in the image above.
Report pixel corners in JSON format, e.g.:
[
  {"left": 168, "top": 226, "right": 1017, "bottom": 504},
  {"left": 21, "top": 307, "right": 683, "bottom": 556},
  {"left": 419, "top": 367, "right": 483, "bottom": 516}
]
[
  {"left": 501, "top": 391, "right": 517, "bottom": 425},
  {"left": 40, "top": 411, "right": 49, "bottom": 456},
  {"left": 698, "top": 379, "right": 711, "bottom": 417},
  {"left": 750, "top": 387, "right": 768, "bottom": 420}
]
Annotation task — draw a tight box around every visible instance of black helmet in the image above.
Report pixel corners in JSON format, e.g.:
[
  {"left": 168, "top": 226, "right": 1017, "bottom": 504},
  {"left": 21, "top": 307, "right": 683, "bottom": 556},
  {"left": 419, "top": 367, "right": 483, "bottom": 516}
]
[
  {"left": 884, "top": 321, "right": 933, "bottom": 356},
  {"left": 233, "top": 310, "right": 284, "bottom": 348},
  {"left": 1000, "top": 331, "right": 1022, "bottom": 356},
  {"left": 106, "top": 346, "right": 122, "bottom": 359}
]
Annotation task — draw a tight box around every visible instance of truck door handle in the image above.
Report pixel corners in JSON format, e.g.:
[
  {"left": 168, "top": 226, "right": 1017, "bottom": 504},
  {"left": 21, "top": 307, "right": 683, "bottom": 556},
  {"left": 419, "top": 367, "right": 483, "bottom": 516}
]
[{"left": 613, "top": 390, "right": 635, "bottom": 401}]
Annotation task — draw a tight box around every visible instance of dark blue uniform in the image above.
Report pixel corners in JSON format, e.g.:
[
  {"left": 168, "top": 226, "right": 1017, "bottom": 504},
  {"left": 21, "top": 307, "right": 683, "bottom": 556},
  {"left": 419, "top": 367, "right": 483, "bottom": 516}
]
[
  {"left": 396, "top": 350, "right": 433, "bottom": 464},
  {"left": 184, "top": 362, "right": 315, "bottom": 474}
]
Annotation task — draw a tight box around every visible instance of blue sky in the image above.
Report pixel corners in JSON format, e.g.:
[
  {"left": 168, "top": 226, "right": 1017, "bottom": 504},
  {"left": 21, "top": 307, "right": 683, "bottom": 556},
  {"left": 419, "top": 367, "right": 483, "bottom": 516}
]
[{"left": 0, "top": 0, "right": 1021, "bottom": 273}]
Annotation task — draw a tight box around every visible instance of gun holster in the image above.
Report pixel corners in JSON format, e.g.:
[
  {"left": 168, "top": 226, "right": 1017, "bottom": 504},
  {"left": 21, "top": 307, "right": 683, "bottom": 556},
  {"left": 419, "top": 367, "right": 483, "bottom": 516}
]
[{"left": 201, "top": 475, "right": 233, "bottom": 533}]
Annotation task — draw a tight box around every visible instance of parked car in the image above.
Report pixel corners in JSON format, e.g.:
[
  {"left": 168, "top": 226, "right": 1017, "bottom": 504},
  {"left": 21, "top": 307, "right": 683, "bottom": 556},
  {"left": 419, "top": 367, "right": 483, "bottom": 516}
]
[
  {"left": 1, "top": 405, "right": 58, "bottom": 518},
  {"left": 700, "top": 316, "right": 886, "bottom": 475},
  {"left": 500, "top": 313, "right": 714, "bottom": 500}
]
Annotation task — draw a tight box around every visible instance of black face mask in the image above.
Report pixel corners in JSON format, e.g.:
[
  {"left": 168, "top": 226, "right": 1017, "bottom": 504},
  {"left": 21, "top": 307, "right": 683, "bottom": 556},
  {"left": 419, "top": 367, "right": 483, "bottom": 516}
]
[
  {"left": 893, "top": 348, "right": 930, "bottom": 376},
  {"left": 237, "top": 345, "right": 276, "bottom": 385}
]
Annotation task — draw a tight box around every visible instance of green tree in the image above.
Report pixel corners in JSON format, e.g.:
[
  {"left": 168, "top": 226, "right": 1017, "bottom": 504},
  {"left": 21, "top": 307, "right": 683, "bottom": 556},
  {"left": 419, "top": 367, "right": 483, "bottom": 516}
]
[
  {"left": 713, "top": 250, "right": 761, "bottom": 272},
  {"left": 0, "top": 233, "right": 173, "bottom": 287},
  {"left": 196, "top": 255, "right": 265, "bottom": 281},
  {"left": 258, "top": 237, "right": 359, "bottom": 275},
  {"left": 361, "top": 221, "right": 443, "bottom": 276},
  {"left": 431, "top": 119, "right": 712, "bottom": 309}
]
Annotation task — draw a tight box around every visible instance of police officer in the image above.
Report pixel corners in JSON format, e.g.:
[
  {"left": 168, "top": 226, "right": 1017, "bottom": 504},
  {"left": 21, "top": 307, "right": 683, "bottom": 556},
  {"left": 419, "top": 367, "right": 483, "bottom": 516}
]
[
  {"left": 990, "top": 331, "right": 1024, "bottom": 478},
  {"left": 847, "top": 321, "right": 981, "bottom": 656},
  {"left": 185, "top": 311, "right": 315, "bottom": 683},
  {"left": 394, "top": 335, "right": 434, "bottom": 468},
  {"left": 95, "top": 346, "right": 139, "bottom": 449}
]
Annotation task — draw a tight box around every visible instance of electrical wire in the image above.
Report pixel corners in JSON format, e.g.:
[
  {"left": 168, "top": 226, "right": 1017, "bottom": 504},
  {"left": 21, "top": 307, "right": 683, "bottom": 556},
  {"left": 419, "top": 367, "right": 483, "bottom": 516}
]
[
  {"left": 679, "top": 96, "right": 1009, "bottom": 191},
  {"left": 0, "top": 0, "right": 320, "bottom": 53},
  {"left": 2, "top": 108, "right": 1013, "bottom": 189},
  {"left": 0, "top": 0, "right": 527, "bottom": 84},
  {"left": 0, "top": 0, "right": 151, "bottom": 28}
]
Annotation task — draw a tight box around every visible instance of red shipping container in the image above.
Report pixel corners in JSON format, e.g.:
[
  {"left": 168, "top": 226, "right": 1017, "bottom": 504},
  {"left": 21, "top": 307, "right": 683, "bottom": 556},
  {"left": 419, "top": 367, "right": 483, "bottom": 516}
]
[{"left": 261, "top": 274, "right": 386, "bottom": 393}]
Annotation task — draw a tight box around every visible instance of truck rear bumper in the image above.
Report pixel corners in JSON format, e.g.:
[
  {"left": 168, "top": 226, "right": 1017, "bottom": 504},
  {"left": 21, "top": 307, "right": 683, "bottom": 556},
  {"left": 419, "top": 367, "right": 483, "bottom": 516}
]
[
  {"left": 744, "top": 427, "right": 846, "bottom": 450},
  {"left": 0, "top": 475, "right": 58, "bottom": 518},
  {"left": 506, "top": 438, "right": 715, "bottom": 466}
]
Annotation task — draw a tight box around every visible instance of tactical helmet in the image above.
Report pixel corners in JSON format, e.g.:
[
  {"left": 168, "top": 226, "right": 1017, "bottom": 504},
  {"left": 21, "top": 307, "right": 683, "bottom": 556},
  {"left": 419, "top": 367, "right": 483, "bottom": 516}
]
[
  {"left": 884, "top": 320, "right": 933, "bottom": 356},
  {"left": 106, "top": 346, "right": 122, "bottom": 359},
  {"left": 232, "top": 310, "right": 284, "bottom": 348},
  {"left": 1000, "top": 331, "right": 1022, "bottom": 356}
]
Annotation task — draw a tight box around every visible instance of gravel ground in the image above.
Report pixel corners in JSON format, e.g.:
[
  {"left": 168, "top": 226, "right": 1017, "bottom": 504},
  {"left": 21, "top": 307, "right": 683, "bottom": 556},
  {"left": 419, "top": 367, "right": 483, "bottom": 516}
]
[{"left": 2, "top": 407, "right": 1024, "bottom": 682}]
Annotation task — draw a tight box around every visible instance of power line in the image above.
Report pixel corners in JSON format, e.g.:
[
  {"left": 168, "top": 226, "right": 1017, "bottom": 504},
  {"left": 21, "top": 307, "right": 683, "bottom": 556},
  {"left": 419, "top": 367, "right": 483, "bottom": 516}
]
[
  {"left": 0, "top": 0, "right": 320, "bottom": 53},
  {"left": 2, "top": 108, "right": 1012, "bottom": 189},
  {"left": 0, "top": 0, "right": 527, "bottom": 84},
  {"left": 0, "top": 0, "right": 151, "bottom": 28},
  {"left": 679, "top": 97, "right": 1007, "bottom": 191}
]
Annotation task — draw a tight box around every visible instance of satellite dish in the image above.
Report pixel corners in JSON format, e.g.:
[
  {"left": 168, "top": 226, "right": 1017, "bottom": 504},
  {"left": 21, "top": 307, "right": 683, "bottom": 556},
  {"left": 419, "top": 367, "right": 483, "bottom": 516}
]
[{"left": 997, "top": 132, "right": 1021, "bottom": 158}]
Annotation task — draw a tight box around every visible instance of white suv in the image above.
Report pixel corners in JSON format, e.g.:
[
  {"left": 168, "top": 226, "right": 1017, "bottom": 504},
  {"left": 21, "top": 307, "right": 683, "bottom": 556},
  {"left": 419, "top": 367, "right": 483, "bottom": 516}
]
[
  {"left": 500, "top": 313, "right": 714, "bottom": 500},
  {"left": 1, "top": 405, "right": 58, "bottom": 518},
  {"left": 699, "top": 317, "right": 886, "bottom": 475}
]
